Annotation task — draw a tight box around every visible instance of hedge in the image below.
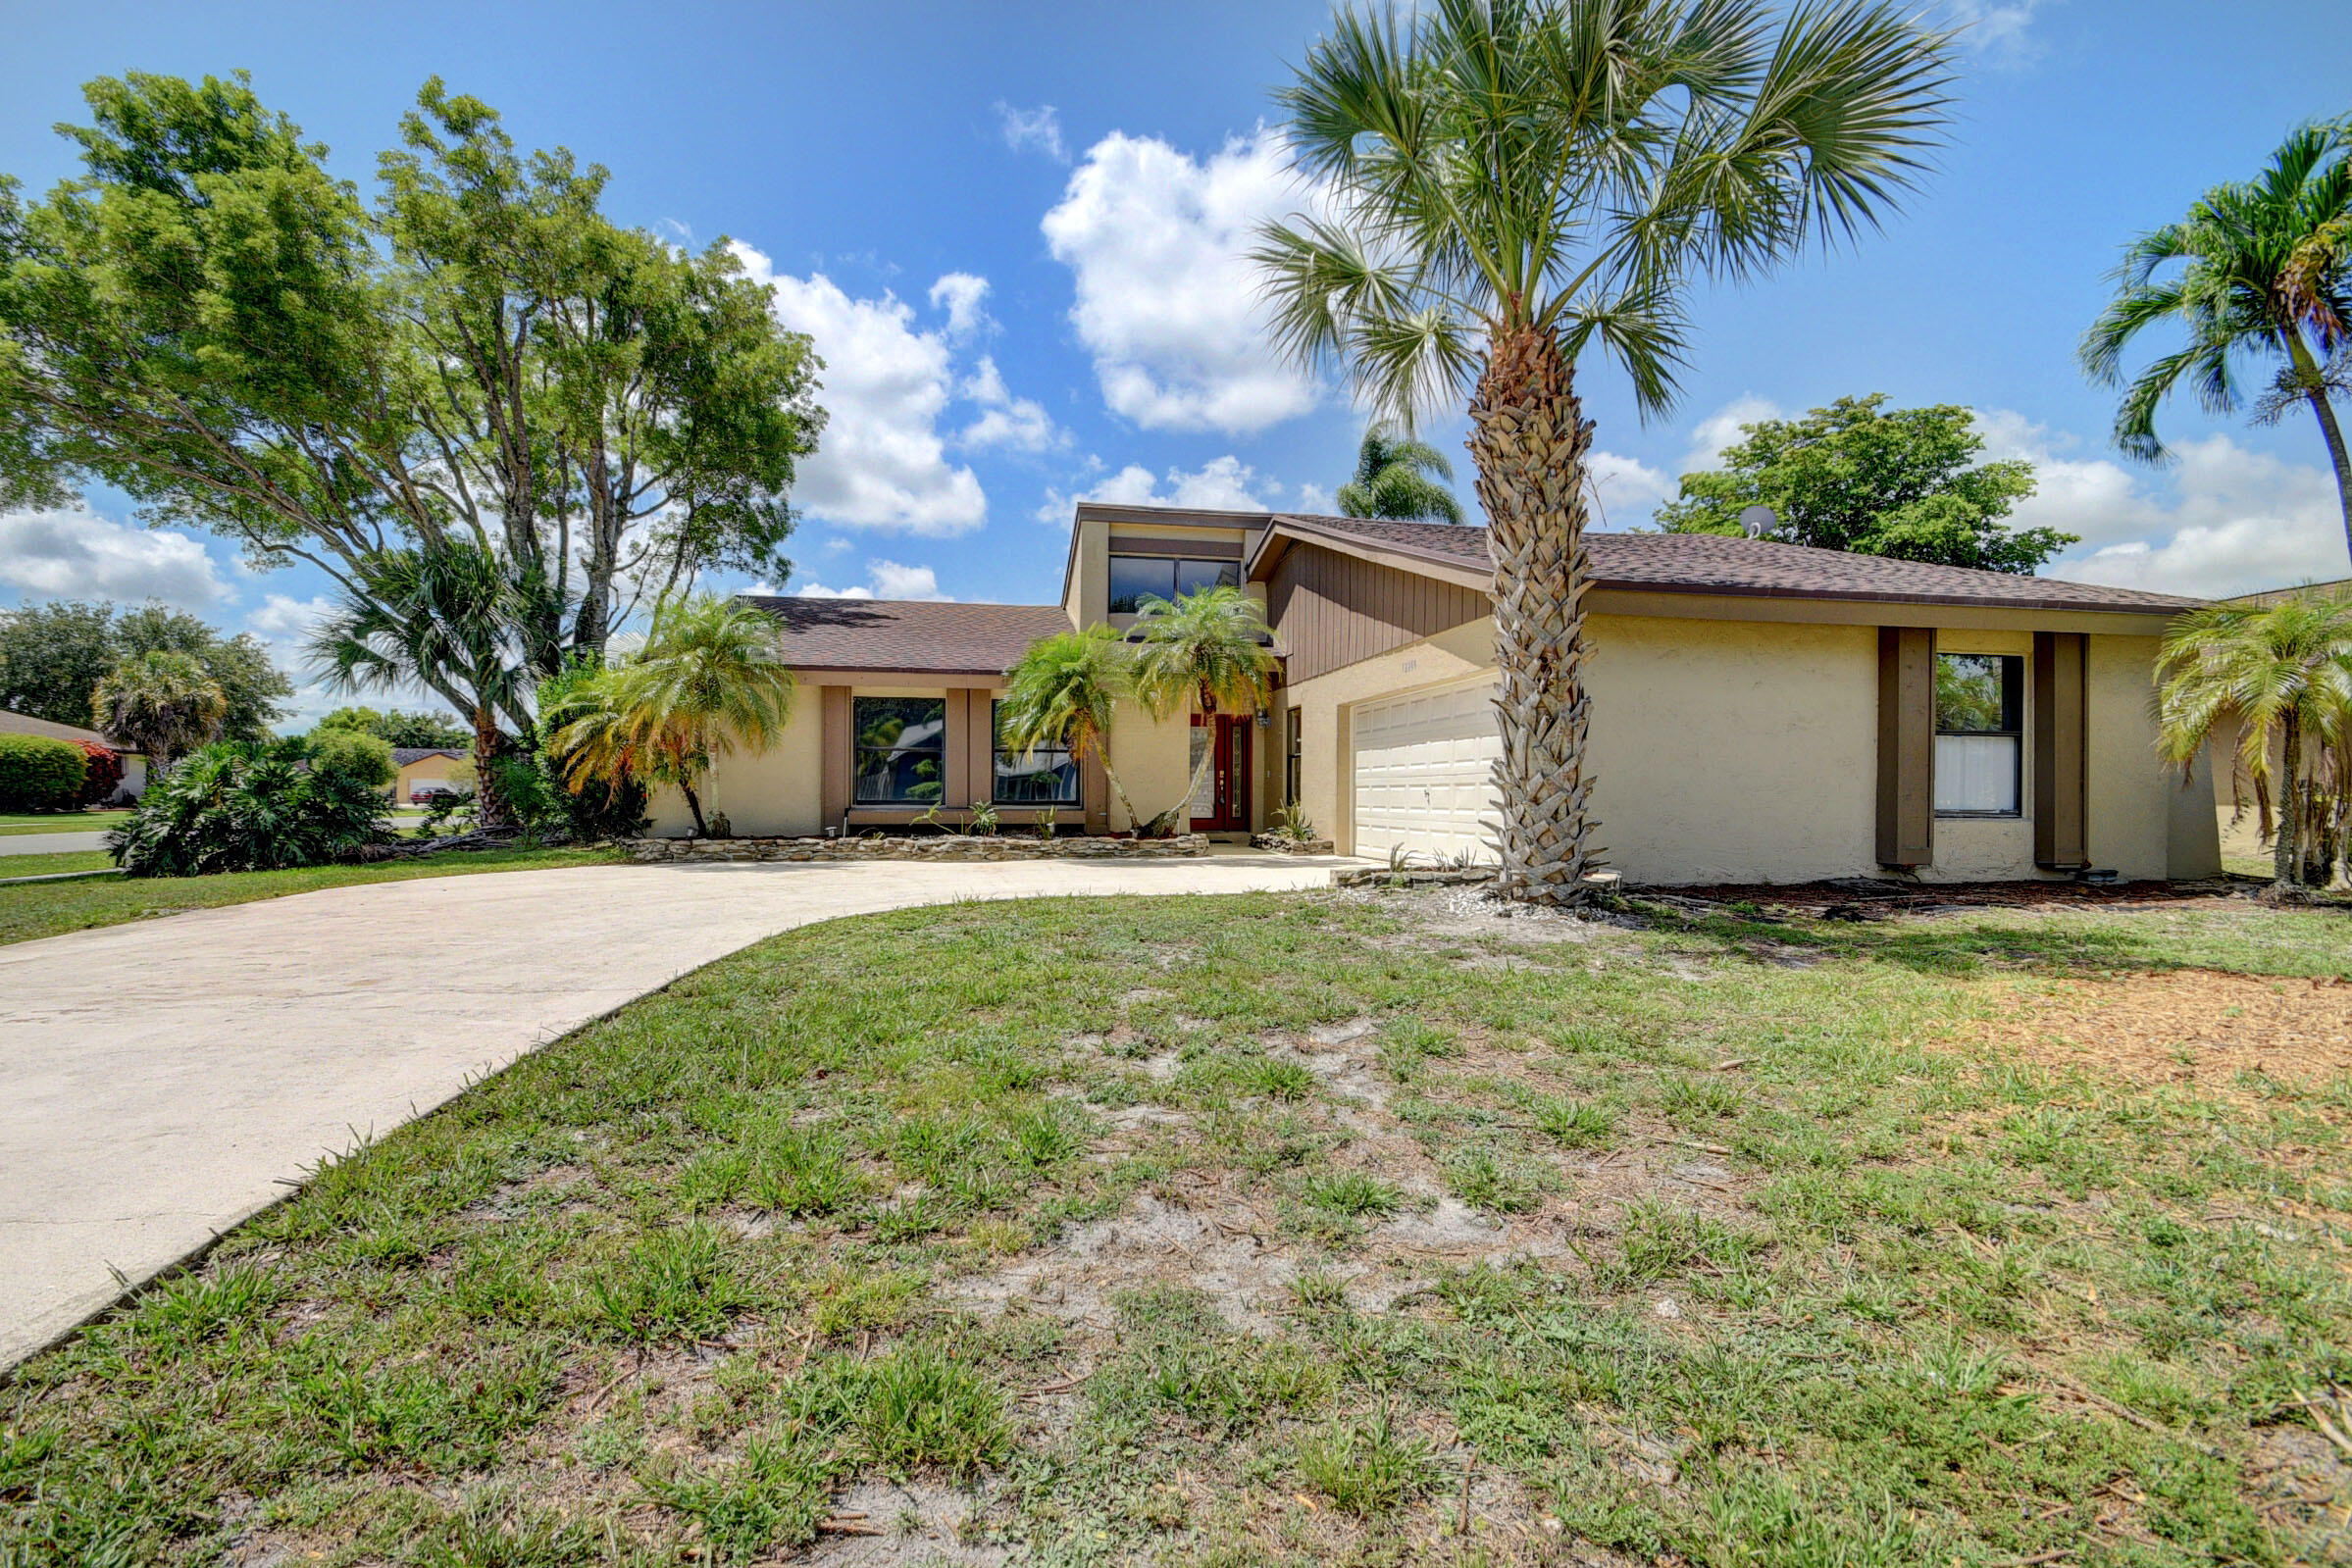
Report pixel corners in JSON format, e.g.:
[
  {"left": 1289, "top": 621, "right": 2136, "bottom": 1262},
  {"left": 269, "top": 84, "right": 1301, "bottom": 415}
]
[{"left": 0, "top": 733, "right": 90, "bottom": 812}]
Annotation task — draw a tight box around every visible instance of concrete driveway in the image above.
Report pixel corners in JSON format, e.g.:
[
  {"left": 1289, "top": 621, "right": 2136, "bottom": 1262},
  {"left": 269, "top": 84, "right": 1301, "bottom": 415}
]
[{"left": 0, "top": 852, "right": 1350, "bottom": 1371}]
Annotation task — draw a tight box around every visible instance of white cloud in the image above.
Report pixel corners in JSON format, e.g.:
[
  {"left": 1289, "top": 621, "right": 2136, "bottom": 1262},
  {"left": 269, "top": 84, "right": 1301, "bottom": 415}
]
[
  {"left": 791, "top": 559, "right": 952, "bottom": 601},
  {"left": 1585, "top": 451, "right": 1677, "bottom": 531},
  {"left": 731, "top": 243, "right": 988, "bottom": 536},
  {"left": 1042, "top": 128, "right": 1322, "bottom": 434},
  {"left": 0, "top": 510, "right": 231, "bottom": 609},
  {"left": 996, "top": 102, "right": 1068, "bottom": 163},
  {"left": 1942, "top": 0, "right": 2042, "bottom": 61},
  {"left": 1035, "top": 456, "right": 1275, "bottom": 525},
  {"left": 928, "top": 273, "right": 994, "bottom": 340},
  {"left": 957, "top": 357, "right": 1064, "bottom": 453},
  {"left": 245, "top": 591, "right": 336, "bottom": 639},
  {"left": 1678, "top": 395, "right": 1783, "bottom": 476},
  {"left": 238, "top": 592, "right": 362, "bottom": 730},
  {"left": 1294, "top": 482, "right": 1335, "bottom": 516}
]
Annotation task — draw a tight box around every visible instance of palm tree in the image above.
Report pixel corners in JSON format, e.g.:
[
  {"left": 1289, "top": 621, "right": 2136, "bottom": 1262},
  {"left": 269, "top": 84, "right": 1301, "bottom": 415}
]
[
  {"left": 309, "top": 541, "right": 544, "bottom": 823},
  {"left": 1253, "top": 0, "right": 1953, "bottom": 903},
  {"left": 1338, "top": 424, "right": 1465, "bottom": 523},
  {"left": 2155, "top": 594, "right": 2352, "bottom": 894},
  {"left": 997, "top": 625, "right": 1146, "bottom": 833},
  {"left": 2082, "top": 121, "right": 2352, "bottom": 565},
  {"left": 93, "top": 649, "right": 228, "bottom": 770},
  {"left": 1129, "top": 584, "right": 1279, "bottom": 835},
  {"left": 554, "top": 594, "right": 794, "bottom": 838}
]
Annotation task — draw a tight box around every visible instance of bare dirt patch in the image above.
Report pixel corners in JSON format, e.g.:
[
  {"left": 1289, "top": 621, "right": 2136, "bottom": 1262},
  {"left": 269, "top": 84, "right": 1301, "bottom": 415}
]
[
  {"left": 1982, "top": 968, "right": 2352, "bottom": 1097},
  {"left": 808, "top": 1477, "right": 1004, "bottom": 1565}
]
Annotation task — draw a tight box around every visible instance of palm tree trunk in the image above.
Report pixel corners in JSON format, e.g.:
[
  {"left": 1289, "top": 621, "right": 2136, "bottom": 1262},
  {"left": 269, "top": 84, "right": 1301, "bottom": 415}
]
[
  {"left": 471, "top": 703, "right": 510, "bottom": 829},
  {"left": 2274, "top": 715, "right": 2302, "bottom": 892},
  {"left": 2304, "top": 386, "right": 2352, "bottom": 567},
  {"left": 678, "top": 777, "right": 710, "bottom": 838},
  {"left": 1468, "top": 325, "right": 1601, "bottom": 904}
]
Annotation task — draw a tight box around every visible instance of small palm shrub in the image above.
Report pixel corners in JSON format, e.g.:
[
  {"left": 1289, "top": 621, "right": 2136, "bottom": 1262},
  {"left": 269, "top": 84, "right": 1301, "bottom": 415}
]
[
  {"left": 0, "top": 733, "right": 88, "bottom": 811},
  {"left": 109, "top": 739, "right": 391, "bottom": 877}
]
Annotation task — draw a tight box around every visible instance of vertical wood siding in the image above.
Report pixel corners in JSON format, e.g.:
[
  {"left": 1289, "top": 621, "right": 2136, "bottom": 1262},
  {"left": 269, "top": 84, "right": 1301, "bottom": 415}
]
[
  {"left": 1265, "top": 542, "right": 1490, "bottom": 683},
  {"left": 1875, "top": 627, "right": 1936, "bottom": 867},
  {"left": 2032, "top": 631, "right": 2089, "bottom": 868}
]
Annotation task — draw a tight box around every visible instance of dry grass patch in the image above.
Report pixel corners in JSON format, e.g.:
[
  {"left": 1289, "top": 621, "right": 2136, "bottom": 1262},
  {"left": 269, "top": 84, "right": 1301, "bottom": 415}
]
[{"left": 1983, "top": 968, "right": 2352, "bottom": 1098}]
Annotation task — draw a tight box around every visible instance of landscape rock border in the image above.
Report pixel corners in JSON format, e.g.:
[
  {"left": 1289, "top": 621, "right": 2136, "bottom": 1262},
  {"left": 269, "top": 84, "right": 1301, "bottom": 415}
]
[{"left": 627, "top": 833, "right": 1211, "bottom": 864}]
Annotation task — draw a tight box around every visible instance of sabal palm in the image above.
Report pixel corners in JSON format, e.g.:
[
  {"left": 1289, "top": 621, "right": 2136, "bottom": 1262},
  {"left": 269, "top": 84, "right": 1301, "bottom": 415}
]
[
  {"left": 557, "top": 594, "right": 793, "bottom": 837},
  {"left": 2156, "top": 595, "right": 2352, "bottom": 892},
  {"left": 93, "top": 649, "right": 228, "bottom": 769},
  {"left": 997, "top": 625, "right": 1145, "bottom": 832},
  {"left": 1254, "top": 0, "right": 1951, "bottom": 903},
  {"left": 1130, "top": 585, "right": 1279, "bottom": 834},
  {"left": 2082, "top": 122, "right": 2352, "bottom": 563},
  {"left": 1338, "top": 424, "right": 1464, "bottom": 523}
]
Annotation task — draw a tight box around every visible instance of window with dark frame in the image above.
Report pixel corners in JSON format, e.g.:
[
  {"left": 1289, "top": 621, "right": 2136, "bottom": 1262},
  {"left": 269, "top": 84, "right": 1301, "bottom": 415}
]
[
  {"left": 991, "top": 699, "right": 1081, "bottom": 806},
  {"left": 1106, "top": 554, "right": 1241, "bottom": 613},
  {"left": 1932, "top": 653, "right": 2022, "bottom": 816},
  {"left": 852, "top": 696, "right": 947, "bottom": 805},
  {"left": 1284, "top": 706, "right": 1302, "bottom": 805}
]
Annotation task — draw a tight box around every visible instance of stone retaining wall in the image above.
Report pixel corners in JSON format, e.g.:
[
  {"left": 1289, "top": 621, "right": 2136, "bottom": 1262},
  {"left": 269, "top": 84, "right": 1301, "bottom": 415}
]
[
  {"left": 628, "top": 833, "right": 1210, "bottom": 864},
  {"left": 1249, "top": 834, "right": 1337, "bottom": 855}
]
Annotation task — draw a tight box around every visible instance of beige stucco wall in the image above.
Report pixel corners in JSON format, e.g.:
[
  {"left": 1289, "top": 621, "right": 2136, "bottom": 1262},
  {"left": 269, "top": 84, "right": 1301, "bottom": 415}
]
[
  {"left": 393, "top": 755, "right": 462, "bottom": 800},
  {"left": 1104, "top": 700, "right": 1193, "bottom": 833},
  {"left": 1285, "top": 611, "right": 2215, "bottom": 885},
  {"left": 645, "top": 683, "right": 825, "bottom": 838}
]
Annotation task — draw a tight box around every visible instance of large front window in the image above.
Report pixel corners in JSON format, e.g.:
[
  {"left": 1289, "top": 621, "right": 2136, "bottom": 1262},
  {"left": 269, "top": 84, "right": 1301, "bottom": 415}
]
[
  {"left": 1933, "top": 653, "right": 2022, "bottom": 816},
  {"left": 992, "top": 700, "right": 1080, "bottom": 806},
  {"left": 854, "top": 696, "right": 946, "bottom": 804},
  {"left": 1107, "top": 554, "right": 1240, "bottom": 613}
]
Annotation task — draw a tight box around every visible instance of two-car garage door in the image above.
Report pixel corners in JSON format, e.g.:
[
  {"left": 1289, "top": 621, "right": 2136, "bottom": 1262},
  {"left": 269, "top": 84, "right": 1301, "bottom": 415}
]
[{"left": 1348, "top": 677, "right": 1501, "bottom": 865}]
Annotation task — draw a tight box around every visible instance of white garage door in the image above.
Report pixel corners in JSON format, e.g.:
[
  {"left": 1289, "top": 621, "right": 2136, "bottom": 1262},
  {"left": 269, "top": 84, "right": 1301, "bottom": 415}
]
[{"left": 1349, "top": 678, "right": 1501, "bottom": 865}]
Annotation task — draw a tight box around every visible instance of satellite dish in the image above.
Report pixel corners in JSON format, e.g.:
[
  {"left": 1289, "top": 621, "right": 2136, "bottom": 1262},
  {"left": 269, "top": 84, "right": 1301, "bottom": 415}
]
[{"left": 1737, "top": 504, "right": 1778, "bottom": 538}]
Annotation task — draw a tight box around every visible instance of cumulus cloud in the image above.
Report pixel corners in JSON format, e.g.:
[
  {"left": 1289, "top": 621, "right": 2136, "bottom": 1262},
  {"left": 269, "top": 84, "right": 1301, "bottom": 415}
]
[
  {"left": 1034, "top": 456, "right": 1275, "bottom": 525},
  {"left": 1941, "top": 0, "right": 2042, "bottom": 61},
  {"left": 996, "top": 102, "right": 1068, "bottom": 163},
  {"left": 790, "top": 559, "right": 952, "bottom": 601},
  {"left": 958, "top": 357, "right": 1064, "bottom": 453},
  {"left": 1042, "top": 128, "right": 1322, "bottom": 434},
  {"left": 1293, "top": 482, "right": 1336, "bottom": 516},
  {"left": 1584, "top": 451, "right": 1677, "bottom": 531},
  {"left": 0, "top": 510, "right": 231, "bottom": 609},
  {"left": 731, "top": 243, "right": 988, "bottom": 536},
  {"left": 929, "top": 273, "right": 994, "bottom": 340}
]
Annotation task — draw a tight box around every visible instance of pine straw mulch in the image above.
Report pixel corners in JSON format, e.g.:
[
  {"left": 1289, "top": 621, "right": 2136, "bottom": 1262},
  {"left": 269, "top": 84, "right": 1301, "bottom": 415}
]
[
  {"left": 1656, "top": 877, "right": 2268, "bottom": 918},
  {"left": 1978, "top": 967, "right": 2352, "bottom": 1101}
]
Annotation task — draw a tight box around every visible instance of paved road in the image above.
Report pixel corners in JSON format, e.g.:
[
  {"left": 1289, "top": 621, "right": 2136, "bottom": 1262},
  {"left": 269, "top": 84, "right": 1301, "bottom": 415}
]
[
  {"left": 0, "top": 853, "right": 1353, "bottom": 1370},
  {"left": 0, "top": 831, "right": 110, "bottom": 856}
]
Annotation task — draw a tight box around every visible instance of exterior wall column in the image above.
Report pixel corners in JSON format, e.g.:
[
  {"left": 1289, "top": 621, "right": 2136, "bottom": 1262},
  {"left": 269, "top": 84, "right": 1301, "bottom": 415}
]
[
  {"left": 819, "top": 685, "right": 852, "bottom": 832},
  {"left": 1876, "top": 627, "right": 1935, "bottom": 868}
]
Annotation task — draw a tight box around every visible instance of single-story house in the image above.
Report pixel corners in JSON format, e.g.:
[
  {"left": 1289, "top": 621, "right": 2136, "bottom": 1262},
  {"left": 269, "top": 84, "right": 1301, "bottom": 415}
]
[
  {"left": 651, "top": 502, "right": 2221, "bottom": 885},
  {"left": 392, "top": 747, "right": 467, "bottom": 802},
  {"left": 0, "top": 708, "right": 146, "bottom": 801}
]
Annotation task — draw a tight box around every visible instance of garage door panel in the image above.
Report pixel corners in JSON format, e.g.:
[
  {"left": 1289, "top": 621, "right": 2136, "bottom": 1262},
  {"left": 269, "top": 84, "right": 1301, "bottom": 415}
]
[{"left": 1349, "top": 679, "right": 1501, "bottom": 864}]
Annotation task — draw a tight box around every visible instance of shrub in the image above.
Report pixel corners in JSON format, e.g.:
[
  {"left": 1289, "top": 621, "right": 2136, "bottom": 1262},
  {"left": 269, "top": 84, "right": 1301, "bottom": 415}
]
[
  {"left": 109, "top": 739, "right": 391, "bottom": 876},
  {"left": 307, "top": 728, "right": 396, "bottom": 790},
  {"left": 72, "top": 739, "right": 123, "bottom": 806},
  {"left": 0, "top": 733, "right": 88, "bottom": 812}
]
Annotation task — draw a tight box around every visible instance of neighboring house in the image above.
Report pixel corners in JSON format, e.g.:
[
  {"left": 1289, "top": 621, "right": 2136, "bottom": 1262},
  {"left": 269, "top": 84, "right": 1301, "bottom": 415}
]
[
  {"left": 0, "top": 708, "right": 146, "bottom": 801},
  {"left": 392, "top": 747, "right": 467, "bottom": 802},
  {"left": 652, "top": 502, "right": 2222, "bottom": 885}
]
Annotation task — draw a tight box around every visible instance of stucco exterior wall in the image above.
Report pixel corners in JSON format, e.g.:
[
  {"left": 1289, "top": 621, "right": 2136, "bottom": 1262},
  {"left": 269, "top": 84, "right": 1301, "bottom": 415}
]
[
  {"left": 645, "top": 685, "right": 825, "bottom": 838},
  {"left": 393, "top": 755, "right": 462, "bottom": 801},
  {"left": 1105, "top": 700, "right": 1193, "bottom": 834}
]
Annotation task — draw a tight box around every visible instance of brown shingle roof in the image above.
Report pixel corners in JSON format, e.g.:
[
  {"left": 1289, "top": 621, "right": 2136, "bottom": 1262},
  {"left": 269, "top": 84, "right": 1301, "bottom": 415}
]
[
  {"left": 1256, "top": 514, "right": 2210, "bottom": 614},
  {"left": 0, "top": 708, "right": 128, "bottom": 751},
  {"left": 391, "top": 747, "right": 465, "bottom": 766},
  {"left": 740, "top": 597, "right": 1072, "bottom": 675}
]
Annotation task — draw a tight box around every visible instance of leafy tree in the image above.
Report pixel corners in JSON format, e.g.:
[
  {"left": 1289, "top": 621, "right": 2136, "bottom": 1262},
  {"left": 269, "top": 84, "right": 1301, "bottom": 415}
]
[
  {"left": 0, "top": 600, "right": 288, "bottom": 739},
  {"left": 93, "top": 649, "right": 228, "bottom": 768},
  {"left": 1653, "top": 395, "right": 2071, "bottom": 572},
  {"left": 2155, "top": 593, "right": 2352, "bottom": 894},
  {"left": 998, "top": 626, "right": 1146, "bottom": 835},
  {"left": 316, "top": 704, "right": 471, "bottom": 749},
  {"left": 1128, "top": 585, "right": 1279, "bottom": 835},
  {"left": 2082, "top": 119, "right": 2352, "bottom": 565},
  {"left": 0, "top": 733, "right": 86, "bottom": 811},
  {"left": 0, "top": 71, "right": 822, "bottom": 697},
  {"left": 1337, "top": 425, "right": 1464, "bottom": 523},
  {"left": 552, "top": 595, "right": 794, "bottom": 838},
  {"left": 308, "top": 727, "right": 397, "bottom": 790},
  {"left": 1255, "top": 0, "right": 1952, "bottom": 903},
  {"left": 109, "top": 738, "right": 389, "bottom": 876}
]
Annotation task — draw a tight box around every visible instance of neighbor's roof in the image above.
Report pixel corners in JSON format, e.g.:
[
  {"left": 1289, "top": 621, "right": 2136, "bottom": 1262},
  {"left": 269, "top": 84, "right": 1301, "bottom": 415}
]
[
  {"left": 2227, "top": 577, "right": 2352, "bottom": 607},
  {"left": 391, "top": 747, "right": 465, "bottom": 766},
  {"left": 1248, "top": 514, "right": 2211, "bottom": 615},
  {"left": 739, "top": 597, "right": 1074, "bottom": 675},
  {"left": 0, "top": 708, "right": 129, "bottom": 752}
]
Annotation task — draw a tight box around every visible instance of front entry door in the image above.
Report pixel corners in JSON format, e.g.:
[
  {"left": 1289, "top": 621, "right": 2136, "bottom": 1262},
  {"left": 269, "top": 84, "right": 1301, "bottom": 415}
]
[{"left": 1190, "top": 713, "right": 1251, "bottom": 832}]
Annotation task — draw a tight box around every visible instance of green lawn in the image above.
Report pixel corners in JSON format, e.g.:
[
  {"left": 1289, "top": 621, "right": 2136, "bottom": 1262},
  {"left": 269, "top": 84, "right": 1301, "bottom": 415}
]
[
  {"left": 0, "top": 809, "right": 130, "bottom": 837},
  {"left": 0, "top": 844, "right": 624, "bottom": 946},
  {"left": 0, "top": 849, "right": 116, "bottom": 880},
  {"left": 7, "top": 886, "right": 2347, "bottom": 1564}
]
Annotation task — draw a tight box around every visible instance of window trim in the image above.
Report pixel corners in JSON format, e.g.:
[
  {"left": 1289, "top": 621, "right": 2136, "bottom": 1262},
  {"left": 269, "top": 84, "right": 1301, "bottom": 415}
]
[
  {"left": 1932, "top": 653, "right": 2024, "bottom": 819},
  {"left": 851, "top": 695, "right": 948, "bottom": 806},
  {"left": 989, "top": 698, "right": 1081, "bottom": 807},
  {"left": 1283, "top": 705, "right": 1303, "bottom": 806}
]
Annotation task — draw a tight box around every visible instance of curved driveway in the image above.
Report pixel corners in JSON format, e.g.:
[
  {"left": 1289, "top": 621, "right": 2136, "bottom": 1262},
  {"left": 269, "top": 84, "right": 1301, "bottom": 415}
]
[{"left": 0, "top": 853, "right": 1348, "bottom": 1371}]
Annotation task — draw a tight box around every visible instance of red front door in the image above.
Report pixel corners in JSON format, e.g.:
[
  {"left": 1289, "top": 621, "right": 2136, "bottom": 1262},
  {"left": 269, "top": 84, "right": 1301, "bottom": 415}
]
[{"left": 1190, "top": 713, "right": 1251, "bottom": 832}]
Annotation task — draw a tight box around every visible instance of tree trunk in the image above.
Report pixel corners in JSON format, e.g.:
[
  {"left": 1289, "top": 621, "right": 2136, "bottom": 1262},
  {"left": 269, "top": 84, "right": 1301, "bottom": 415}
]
[
  {"left": 678, "top": 776, "right": 709, "bottom": 838},
  {"left": 1099, "top": 751, "right": 1144, "bottom": 836},
  {"left": 1468, "top": 325, "right": 1601, "bottom": 904},
  {"left": 2274, "top": 715, "right": 2302, "bottom": 893},
  {"left": 2304, "top": 386, "right": 2352, "bottom": 568}
]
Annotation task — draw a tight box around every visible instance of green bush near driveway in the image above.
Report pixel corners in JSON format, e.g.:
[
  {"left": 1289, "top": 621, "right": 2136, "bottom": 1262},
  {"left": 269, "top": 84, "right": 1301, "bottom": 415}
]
[{"left": 0, "top": 733, "right": 87, "bottom": 812}]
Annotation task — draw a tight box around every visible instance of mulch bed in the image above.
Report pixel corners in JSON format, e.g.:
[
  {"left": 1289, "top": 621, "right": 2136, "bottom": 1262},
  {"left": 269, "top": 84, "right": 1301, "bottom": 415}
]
[{"left": 1644, "top": 876, "right": 2275, "bottom": 919}]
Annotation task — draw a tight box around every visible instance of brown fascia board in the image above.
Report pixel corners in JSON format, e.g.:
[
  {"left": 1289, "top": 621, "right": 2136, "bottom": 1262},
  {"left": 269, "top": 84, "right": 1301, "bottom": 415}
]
[{"left": 1073, "top": 501, "right": 1274, "bottom": 531}]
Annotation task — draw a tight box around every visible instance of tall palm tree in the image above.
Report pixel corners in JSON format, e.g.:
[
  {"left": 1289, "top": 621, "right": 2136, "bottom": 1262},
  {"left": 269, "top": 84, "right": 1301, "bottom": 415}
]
[
  {"left": 1338, "top": 424, "right": 1465, "bottom": 522},
  {"left": 554, "top": 594, "right": 794, "bottom": 838},
  {"left": 309, "top": 540, "right": 544, "bottom": 822},
  {"left": 2156, "top": 594, "right": 2352, "bottom": 895},
  {"left": 2082, "top": 121, "right": 2352, "bottom": 565},
  {"left": 997, "top": 625, "right": 1146, "bottom": 833},
  {"left": 92, "top": 649, "right": 228, "bottom": 770},
  {"left": 1129, "top": 584, "right": 1279, "bottom": 835},
  {"left": 1253, "top": 0, "right": 1953, "bottom": 903}
]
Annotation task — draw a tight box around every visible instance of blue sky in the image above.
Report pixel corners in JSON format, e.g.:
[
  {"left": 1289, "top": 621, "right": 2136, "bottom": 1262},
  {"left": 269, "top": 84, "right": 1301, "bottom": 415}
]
[{"left": 3, "top": 0, "right": 2349, "bottom": 724}]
